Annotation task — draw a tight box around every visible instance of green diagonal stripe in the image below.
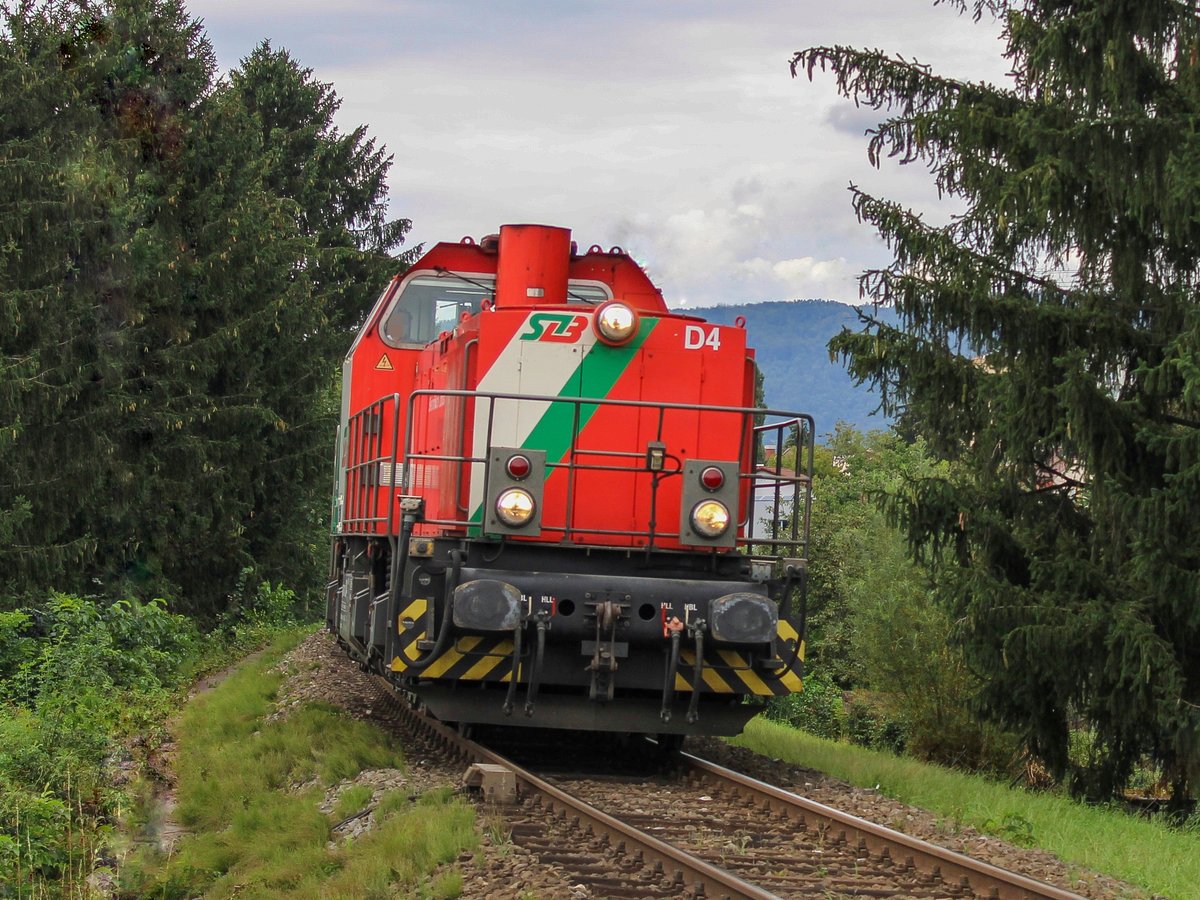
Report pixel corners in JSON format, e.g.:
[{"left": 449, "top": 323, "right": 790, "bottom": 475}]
[
  {"left": 524, "top": 317, "right": 657, "bottom": 467},
  {"left": 471, "top": 318, "right": 658, "bottom": 524}
]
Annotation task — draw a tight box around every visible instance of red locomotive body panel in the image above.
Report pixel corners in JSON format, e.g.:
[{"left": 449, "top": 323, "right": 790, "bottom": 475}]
[
  {"left": 337, "top": 227, "right": 753, "bottom": 549},
  {"left": 328, "top": 224, "right": 814, "bottom": 735},
  {"left": 398, "top": 307, "right": 751, "bottom": 549}
]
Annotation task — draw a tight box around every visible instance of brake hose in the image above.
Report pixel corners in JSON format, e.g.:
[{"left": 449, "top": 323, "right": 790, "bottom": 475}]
[
  {"left": 502, "top": 623, "right": 524, "bottom": 716},
  {"left": 660, "top": 628, "right": 683, "bottom": 722},
  {"left": 524, "top": 615, "right": 548, "bottom": 717},
  {"left": 399, "top": 548, "right": 462, "bottom": 671},
  {"left": 686, "top": 620, "right": 706, "bottom": 724}
]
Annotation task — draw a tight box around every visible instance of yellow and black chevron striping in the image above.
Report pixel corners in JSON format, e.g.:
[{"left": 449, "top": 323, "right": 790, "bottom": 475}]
[
  {"left": 421, "top": 635, "right": 516, "bottom": 681},
  {"left": 675, "top": 618, "right": 804, "bottom": 696},
  {"left": 391, "top": 597, "right": 430, "bottom": 673},
  {"left": 391, "top": 603, "right": 804, "bottom": 696},
  {"left": 391, "top": 597, "right": 518, "bottom": 681}
]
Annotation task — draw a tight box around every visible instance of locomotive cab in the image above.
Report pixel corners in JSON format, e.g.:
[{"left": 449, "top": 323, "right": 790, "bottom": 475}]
[
  {"left": 379, "top": 275, "right": 489, "bottom": 346},
  {"left": 328, "top": 224, "right": 813, "bottom": 737}
]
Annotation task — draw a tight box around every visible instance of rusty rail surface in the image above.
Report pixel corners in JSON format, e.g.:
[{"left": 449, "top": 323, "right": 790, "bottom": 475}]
[
  {"left": 678, "top": 752, "right": 1085, "bottom": 900},
  {"left": 376, "top": 677, "right": 1085, "bottom": 899},
  {"left": 390, "top": 694, "right": 777, "bottom": 899}
]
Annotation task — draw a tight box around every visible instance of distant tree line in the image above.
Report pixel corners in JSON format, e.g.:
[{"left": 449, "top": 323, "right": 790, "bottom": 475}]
[{"left": 0, "top": 0, "right": 412, "bottom": 614}]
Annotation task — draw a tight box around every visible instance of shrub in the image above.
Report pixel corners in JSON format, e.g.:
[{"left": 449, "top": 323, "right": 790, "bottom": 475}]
[
  {"left": 224, "top": 567, "right": 305, "bottom": 631},
  {"left": 846, "top": 534, "right": 1020, "bottom": 775},
  {"left": 0, "top": 609, "right": 35, "bottom": 681},
  {"left": 0, "top": 593, "right": 199, "bottom": 893},
  {"left": 761, "top": 671, "right": 844, "bottom": 739},
  {"left": 846, "top": 697, "right": 908, "bottom": 754}
]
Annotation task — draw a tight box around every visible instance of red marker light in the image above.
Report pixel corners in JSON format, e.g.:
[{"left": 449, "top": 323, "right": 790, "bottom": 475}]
[
  {"left": 700, "top": 466, "right": 725, "bottom": 491},
  {"left": 507, "top": 454, "right": 532, "bottom": 479}
]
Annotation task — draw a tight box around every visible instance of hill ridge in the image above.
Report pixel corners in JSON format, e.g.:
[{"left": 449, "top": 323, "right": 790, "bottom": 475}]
[{"left": 675, "top": 299, "right": 894, "bottom": 434}]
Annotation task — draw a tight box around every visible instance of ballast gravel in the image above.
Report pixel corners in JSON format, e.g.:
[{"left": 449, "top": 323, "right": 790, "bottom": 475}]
[{"left": 278, "top": 631, "right": 1150, "bottom": 899}]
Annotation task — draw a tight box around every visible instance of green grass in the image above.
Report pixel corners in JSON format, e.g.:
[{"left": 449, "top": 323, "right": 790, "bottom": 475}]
[
  {"left": 376, "top": 787, "right": 413, "bottom": 820},
  {"left": 734, "top": 716, "right": 1197, "bottom": 898},
  {"left": 333, "top": 783, "right": 375, "bottom": 820},
  {"left": 319, "top": 801, "right": 475, "bottom": 898},
  {"left": 121, "top": 629, "right": 477, "bottom": 898}
]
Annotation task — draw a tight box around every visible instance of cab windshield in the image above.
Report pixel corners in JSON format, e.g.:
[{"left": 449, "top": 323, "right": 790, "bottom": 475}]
[{"left": 379, "top": 273, "right": 613, "bottom": 348}]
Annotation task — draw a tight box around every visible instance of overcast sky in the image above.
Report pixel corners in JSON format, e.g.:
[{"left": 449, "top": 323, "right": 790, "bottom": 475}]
[{"left": 186, "top": 1, "right": 1010, "bottom": 308}]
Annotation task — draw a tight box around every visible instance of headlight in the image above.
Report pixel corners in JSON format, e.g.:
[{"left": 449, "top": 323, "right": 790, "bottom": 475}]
[
  {"left": 495, "top": 488, "right": 536, "bottom": 527},
  {"left": 691, "top": 499, "right": 730, "bottom": 538},
  {"left": 594, "top": 301, "right": 639, "bottom": 345}
]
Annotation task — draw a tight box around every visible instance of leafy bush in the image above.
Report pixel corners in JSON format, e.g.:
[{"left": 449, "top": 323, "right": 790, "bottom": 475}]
[
  {"left": 0, "top": 593, "right": 199, "bottom": 890},
  {"left": 846, "top": 543, "right": 1020, "bottom": 774},
  {"left": 761, "top": 671, "right": 844, "bottom": 740},
  {"left": 220, "top": 567, "right": 307, "bottom": 635},
  {"left": 245, "top": 580, "right": 303, "bottom": 627},
  {"left": 0, "top": 781, "right": 71, "bottom": 876},
  {"left": 846, "top": 697, "right": 908, "bottom": 754},
  {"left": 0, "top": 610, "right": 35, "bottom": 680}
]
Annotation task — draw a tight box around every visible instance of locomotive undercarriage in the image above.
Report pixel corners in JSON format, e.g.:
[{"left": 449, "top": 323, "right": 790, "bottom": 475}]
[{"left": 328, "top": 533, "right": 806, "bottom": 736}]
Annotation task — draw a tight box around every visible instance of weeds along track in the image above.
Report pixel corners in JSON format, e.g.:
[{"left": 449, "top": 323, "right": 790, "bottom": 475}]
[{"left": 367, "top": 675, "right": 1085, "bottom": 900}]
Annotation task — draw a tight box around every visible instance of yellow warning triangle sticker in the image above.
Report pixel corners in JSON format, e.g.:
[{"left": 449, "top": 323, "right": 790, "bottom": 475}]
[{"left": 375, "top": 354, "right": 393, "bottom": 371}]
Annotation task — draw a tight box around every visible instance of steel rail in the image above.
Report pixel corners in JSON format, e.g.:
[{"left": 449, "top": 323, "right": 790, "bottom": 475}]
[
  {"left": 376, "top": 673, "right": 1088, "bottom": 898},
  {"left": 680, "top": 751, "right": 1086, "bottom": 900},
  {"left": 404, "top": 704, "right": 781, "bottom": 900}
]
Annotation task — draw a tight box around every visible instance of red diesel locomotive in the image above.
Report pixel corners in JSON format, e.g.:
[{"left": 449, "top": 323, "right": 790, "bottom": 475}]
[{"left": 327, "top": 224, "right": 813, "bottom": 738}]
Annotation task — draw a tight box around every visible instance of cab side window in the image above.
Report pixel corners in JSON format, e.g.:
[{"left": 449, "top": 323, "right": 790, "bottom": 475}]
[{"left": 381, "top": 275, "right": 493, "bottom": 347}]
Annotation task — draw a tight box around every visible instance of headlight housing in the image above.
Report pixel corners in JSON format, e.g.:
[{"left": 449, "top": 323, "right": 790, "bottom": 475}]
[
  {"left": 690, "top": 499, "right": 731, "bottom": 538},
  {"left": 594, "top": 301, "right": 639, "bottom": 345},
  {"left": 495, "top": 488, "right": 536, "bottom": 527}
]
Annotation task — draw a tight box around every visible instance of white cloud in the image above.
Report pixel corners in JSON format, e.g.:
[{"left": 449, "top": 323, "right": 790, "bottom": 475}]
[{"left": 188, "top": 0, "right": 1010, "bottom": 306}]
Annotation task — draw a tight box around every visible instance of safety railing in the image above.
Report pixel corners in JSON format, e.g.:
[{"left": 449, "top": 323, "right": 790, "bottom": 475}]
[
  {"left": 337, "top": 393, "right": 403, "bottom": 534},
  {"left": 387, "top": 389, "right": 813, "bottom": 563}
]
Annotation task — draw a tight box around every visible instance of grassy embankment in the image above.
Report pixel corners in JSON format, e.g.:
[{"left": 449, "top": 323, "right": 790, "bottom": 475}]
[
  {"left": 736, "top": 717, "right": 1197, "bottom": 898},
  {"left": 122, "top": 630, "right": 476, "bottom": 898}
]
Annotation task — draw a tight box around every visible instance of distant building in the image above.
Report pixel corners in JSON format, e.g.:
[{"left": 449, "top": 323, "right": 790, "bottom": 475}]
[{"left": 748, "top": 461, "right": 801, "bottom": 542}]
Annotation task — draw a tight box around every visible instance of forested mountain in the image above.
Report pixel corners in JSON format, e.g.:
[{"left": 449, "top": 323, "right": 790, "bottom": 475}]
[{"left": 690, "top": 300, "right": 896, "bottom": 435}]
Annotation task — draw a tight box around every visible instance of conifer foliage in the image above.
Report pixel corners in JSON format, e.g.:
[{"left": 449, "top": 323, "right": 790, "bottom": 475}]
[
  {"left": 0, "top": 1, "right": 412, "bottom": 613},
  {"left": 795, "top": 1, "right": 1200, "bottom": 805}
]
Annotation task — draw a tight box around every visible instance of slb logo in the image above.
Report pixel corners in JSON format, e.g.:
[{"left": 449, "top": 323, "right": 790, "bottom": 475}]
[{"left": 520, "top": 313, "right": 588, "bottom": 343}]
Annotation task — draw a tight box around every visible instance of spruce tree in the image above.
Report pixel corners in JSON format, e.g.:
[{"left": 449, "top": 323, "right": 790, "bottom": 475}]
[
  {"left": 795, "top": 1, "right": 1200, "bottom": 804},
  {"left": 229, "top": 44, "right": 416, "bottom": 334},
  {"left": 1, "top": 2, "right": 412, "bottom": 613},
  {"left": 0, "top": 2, "right": 123, "bottom": 599}
]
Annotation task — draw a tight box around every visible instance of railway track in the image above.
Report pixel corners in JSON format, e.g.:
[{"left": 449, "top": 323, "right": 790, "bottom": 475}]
[{"left": 371, "top": 677, "right": 1085, "bottom": 899}]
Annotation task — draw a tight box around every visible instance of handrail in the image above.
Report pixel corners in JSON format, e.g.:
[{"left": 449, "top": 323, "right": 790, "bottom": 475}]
[
  {"left": 337, "top": 387, "right": 814, "bottom": 564},
  {"left": 387, "top": 388, "right": 815, "bottom": 563},
  {"left": 340, "top": 394, "right": 402, "bottom": 533}
]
